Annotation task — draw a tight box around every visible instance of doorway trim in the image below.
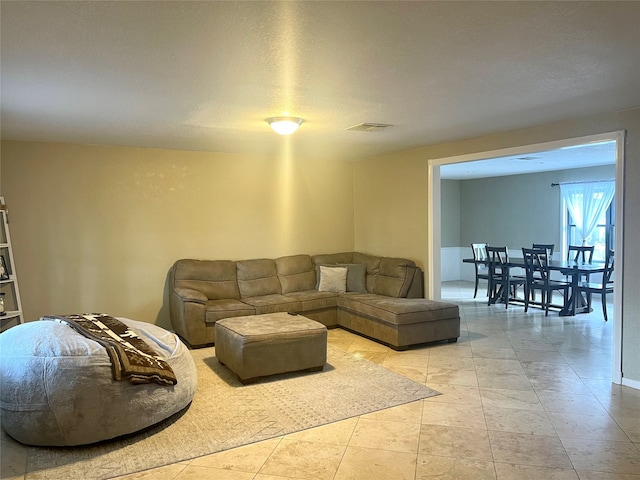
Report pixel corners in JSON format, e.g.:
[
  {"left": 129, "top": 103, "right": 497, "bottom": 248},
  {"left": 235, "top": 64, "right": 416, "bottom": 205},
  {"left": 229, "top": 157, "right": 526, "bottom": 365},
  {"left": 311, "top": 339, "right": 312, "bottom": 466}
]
[{"left": 427, "top": 130, "right": 625, "bottom": 385}]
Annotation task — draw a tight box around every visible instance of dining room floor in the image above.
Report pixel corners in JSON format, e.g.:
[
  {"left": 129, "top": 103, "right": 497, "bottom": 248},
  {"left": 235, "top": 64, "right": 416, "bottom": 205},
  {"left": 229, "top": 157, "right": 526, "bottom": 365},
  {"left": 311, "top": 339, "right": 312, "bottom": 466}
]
[{"left": 2, "top": 280, "right": 638, "bottom": 480}]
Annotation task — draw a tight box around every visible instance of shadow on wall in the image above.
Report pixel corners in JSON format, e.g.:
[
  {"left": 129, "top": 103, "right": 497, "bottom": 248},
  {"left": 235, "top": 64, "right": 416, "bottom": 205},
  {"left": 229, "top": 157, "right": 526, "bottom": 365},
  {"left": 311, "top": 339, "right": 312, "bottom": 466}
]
[{"left": 155, "top": 267, "right": 174, "bottom": 330}]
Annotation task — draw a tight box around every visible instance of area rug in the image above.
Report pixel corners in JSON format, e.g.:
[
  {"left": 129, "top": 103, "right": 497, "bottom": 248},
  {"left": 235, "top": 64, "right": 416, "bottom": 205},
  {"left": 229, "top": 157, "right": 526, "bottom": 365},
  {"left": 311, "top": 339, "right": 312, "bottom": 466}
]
[{"left": 24, "top": 344, "right": 439, "bottom": 480}]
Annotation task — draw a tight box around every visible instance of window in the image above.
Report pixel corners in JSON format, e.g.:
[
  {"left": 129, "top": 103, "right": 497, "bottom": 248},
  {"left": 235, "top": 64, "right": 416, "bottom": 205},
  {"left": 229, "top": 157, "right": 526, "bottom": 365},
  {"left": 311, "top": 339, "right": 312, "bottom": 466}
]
[
  {"left": 561, "top": 180, "right": 615, "bottom": 262},
  {"left": 567, "top": 197, "right": 614, "bottom": 261}
]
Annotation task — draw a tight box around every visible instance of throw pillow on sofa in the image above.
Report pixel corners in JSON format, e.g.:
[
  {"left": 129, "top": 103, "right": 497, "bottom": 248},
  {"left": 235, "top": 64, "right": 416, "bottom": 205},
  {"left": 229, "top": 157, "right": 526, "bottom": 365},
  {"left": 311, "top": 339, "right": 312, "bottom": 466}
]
[
  {"left": 315, "top": 263, "right": 367, "bottom": 293},
  {"left": 336, "top": 263, "right": 367, "bottom": 293},
  {"left": 317, "top": 266, "right": 348, "bottom": 293}
]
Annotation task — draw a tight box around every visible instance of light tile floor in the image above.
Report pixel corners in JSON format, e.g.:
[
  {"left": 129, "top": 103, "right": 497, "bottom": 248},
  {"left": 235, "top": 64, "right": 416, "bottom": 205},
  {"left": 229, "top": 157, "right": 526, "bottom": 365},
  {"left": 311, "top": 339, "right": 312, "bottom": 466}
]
[{"left": 2, "top": 281, "right": 638, "bottom": 479}]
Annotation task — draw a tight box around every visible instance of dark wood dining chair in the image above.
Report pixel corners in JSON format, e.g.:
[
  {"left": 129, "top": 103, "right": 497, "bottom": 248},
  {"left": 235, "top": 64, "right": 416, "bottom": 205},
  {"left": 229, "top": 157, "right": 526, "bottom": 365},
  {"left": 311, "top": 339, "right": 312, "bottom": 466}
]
[
  {"left": 485, "top": 246, "right": 525, "bottom": 308},
  {"left": 471, "top": 243, "right": 489, "bottom": 298},
  {"left": 567, "top": 244, "right": 595, "bottom": 282},
  {"left": 522, "top": 248, "right": 571, "bottom": 316},
  {"left": 568, "top": 245, "right": 594, "bottom": 263},
  {"left": 532, "top": 243, "right": 558, "bottom": 283},
  {"left": 580, "top": 249, "right": 614, "bottom": 321},
  {"left": 532, "top": 243, "right": 554, "bottom": 258}
]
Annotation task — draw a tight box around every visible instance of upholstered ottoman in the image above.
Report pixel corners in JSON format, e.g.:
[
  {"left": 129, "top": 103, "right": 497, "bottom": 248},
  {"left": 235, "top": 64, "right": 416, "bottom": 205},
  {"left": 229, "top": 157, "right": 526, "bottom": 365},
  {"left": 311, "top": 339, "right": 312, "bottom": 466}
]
[
  {"left": 0, "top": 317, "right": 197, "bottom": 446},
  {"left": 214, "top": 312, "right": 327, "bottom": 384}
]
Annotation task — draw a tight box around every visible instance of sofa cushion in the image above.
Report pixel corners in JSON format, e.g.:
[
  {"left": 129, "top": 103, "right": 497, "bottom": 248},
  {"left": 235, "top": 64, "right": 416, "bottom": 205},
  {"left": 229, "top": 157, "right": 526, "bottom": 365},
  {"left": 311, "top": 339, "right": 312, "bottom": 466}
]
[
  {"left": 370, "top": 257, "right": 417, "bottom": 298},
  {"left": 338, "top": 294, "right": 459, "bottom": 325},
  {"left": 237, "top": 259, "right": 281, "bottom": 298},
  {"left": 240, "top": 294, "right": 302, "bottom": 314},
  {"left": 352, "top": 253, "right": 382, "bottom": 292},
  {"left": 276, "top": 255, "right": 317, "bottom": 294},
  {"left": 284, "top": 290, "right": 339, "bottom": 310},
  {"left": 204, "top": 299, "right": 256, "bottom": 324},
  {"left": 312, "top": 252, "right": 354, "bottom": 266},
  {"left": 318, "top": 266, "right": 348, "bottom": 293},
  {"left": 352, "top": 252, "right": 382, "bottom": 272},
  {"left": 173, "top": 259, "right": 240, "bottom": 300}
]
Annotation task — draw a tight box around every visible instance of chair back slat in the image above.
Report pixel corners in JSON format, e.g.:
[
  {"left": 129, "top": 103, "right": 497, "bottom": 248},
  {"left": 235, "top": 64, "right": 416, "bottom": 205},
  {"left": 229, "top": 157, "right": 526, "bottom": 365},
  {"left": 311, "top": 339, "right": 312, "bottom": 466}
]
[
  {"left": 485, "top": 246, "right": 508, "bottom": 264},
  {"left": 522, "top": 247, "right": 550, "bottom": 283},
  {"left": 485, "top": 246, "right": 526, "bottom": 308},
  {"left": 568, "top": 245, "right": 594, "bottom": 263},
  {"left": 471, "top": 242, "right": 489, "bottom": 274},
  {"left": 471, "top": 243, "right": 487, "bottom": 261},
  {"left": 485, "top": 246, "right": 509, "bottom": 278},
  {"left": 470, "top": 243, "right": 490, "bottom": 298},
  {"left": 603, "top": 249, "right": 615, "bottom": 284},
  {"left": 532, "top": 243, "right": 554, "bottom": 258}
]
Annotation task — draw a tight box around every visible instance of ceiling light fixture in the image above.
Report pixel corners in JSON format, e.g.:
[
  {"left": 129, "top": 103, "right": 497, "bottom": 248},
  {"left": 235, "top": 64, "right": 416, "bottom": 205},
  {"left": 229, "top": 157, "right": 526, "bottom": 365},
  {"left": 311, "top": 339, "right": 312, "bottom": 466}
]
[{"left": 265, "top": 116, "right": 304, "bottom": 135}]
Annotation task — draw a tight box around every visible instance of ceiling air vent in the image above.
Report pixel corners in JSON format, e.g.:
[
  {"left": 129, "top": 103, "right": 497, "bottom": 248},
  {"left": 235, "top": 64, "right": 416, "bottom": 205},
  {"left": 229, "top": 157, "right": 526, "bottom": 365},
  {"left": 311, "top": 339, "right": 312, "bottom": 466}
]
[{"left": 346, "top": 123, "right": 393, "bottom": 132}]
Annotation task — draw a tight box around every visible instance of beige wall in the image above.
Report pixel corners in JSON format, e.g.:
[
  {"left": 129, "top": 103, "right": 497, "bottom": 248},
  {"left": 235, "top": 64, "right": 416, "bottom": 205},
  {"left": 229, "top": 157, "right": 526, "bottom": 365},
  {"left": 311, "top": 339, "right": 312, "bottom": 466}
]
[
  {"left": 440, "top": 180, "right": 461, "bottom": 248},
  {"left": 2, "top": 106, "right": 639, "bottom": 383},
  {"left": 353, "top": 107, "right": 640, "bottom": 384},
  {"left": 1, "top": 141, "right": 354, "bottom": 330},
  {"left": 353, "top": 151, "right": 431, "bottom": 268},
  {"left": 459, "top": 164, "right": 615, "bottom": 250}
]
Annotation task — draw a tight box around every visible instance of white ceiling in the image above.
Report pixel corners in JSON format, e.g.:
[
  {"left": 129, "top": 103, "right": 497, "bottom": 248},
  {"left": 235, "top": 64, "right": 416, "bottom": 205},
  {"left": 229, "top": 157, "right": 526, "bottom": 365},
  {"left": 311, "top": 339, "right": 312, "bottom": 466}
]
[
  {"left": 440, "top": 140, "right": 617, "bottom": 180},
  {"left": 1, "top": 1, "right": 639, "bottom": 164}
]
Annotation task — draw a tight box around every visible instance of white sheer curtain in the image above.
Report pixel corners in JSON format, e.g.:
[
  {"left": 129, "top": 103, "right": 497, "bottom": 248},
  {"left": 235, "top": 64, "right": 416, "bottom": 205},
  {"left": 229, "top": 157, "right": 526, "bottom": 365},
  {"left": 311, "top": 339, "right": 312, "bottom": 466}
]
[{"left": 560, "top": 180, "right": 615, "bottom": 245}]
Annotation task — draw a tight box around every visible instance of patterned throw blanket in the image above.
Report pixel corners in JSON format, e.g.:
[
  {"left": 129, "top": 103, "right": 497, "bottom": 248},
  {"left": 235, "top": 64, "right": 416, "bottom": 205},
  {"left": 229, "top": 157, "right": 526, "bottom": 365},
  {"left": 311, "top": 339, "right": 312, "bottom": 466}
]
[{"left": 41, "top": 313, "right": 177, "bottom": 386}]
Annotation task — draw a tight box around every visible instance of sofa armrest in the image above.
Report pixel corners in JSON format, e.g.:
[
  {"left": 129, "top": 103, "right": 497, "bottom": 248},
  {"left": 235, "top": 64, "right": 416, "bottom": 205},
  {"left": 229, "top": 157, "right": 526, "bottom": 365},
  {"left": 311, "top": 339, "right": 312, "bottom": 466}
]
[{"left": 173, "top": 287, "right": 208, "bottom": 304}]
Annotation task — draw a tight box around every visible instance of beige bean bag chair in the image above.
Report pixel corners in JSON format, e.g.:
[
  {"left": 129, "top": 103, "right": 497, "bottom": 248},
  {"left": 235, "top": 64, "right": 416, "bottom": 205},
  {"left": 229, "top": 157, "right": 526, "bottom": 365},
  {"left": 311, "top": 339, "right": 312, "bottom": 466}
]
[{"left": 0, "top": 317, "right": 197, "bottom": 446}]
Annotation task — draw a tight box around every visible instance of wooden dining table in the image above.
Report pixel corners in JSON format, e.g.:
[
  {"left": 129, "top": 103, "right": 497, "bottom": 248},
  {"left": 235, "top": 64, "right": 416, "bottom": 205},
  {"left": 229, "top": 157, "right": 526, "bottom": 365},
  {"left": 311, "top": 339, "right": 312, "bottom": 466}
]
[{"left": 462, "top": 257, "right": 607, "bottom": 316}]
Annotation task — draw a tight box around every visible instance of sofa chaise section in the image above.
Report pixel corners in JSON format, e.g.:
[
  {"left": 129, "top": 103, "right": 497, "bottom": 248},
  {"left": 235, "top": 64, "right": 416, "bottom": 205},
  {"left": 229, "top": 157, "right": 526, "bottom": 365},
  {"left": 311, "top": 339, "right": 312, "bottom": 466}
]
[{"left": 337, "top": 294, "right": 460, "bottom": 350}]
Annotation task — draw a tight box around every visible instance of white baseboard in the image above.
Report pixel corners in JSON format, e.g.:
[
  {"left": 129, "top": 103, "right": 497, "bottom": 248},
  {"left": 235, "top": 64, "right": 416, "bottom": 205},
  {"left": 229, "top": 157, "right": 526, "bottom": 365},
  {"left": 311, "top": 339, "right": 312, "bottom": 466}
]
[
  {"left": 621, "top": 377, "right": 640, "bottom": 391},
  {"left": 441, "top": 246, "right": 481, "bottom": 282}
]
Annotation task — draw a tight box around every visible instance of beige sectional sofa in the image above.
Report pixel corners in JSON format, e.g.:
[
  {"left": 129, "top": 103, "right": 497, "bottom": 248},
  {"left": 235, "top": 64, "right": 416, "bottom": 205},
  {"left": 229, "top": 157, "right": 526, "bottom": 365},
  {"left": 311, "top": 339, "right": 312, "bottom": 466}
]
[{"left": 169, "top": 252, "right": 460, "bottom": 350}]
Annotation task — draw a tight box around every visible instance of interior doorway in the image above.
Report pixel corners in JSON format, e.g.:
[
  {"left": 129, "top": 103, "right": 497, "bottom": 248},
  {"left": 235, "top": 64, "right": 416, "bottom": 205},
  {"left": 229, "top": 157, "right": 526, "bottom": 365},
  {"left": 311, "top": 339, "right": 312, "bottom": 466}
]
[{"left": 427, "top": 131, "right": 625, "bottom": 384}]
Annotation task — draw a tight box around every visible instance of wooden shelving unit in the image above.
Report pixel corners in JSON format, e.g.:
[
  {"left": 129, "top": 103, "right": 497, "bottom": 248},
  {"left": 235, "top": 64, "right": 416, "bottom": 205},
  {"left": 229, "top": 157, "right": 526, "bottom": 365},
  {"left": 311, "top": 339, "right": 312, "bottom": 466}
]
[{"left": 0, "top": 198, "right": 23, "bottom": 332}]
